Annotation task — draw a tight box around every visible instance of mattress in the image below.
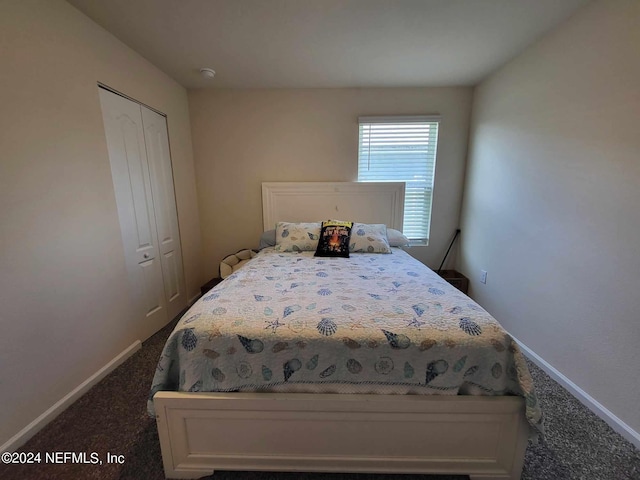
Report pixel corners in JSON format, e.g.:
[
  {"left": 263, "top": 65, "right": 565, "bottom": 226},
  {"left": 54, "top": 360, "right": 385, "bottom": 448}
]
[{"left": 148, "top": 247, "right": 543, "bottom": 437}]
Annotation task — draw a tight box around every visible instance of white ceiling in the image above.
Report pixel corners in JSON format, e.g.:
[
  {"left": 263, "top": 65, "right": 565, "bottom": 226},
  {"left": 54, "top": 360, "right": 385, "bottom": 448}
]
[{"left": 67, "top": 0, "right": 590, "bottom": 89}]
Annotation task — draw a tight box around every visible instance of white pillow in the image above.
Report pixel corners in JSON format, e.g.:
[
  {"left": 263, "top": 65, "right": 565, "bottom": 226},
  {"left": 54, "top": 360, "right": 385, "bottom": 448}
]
[
  {"left": 349, "top": 223, "right": 392, "bottom": 253},
  {"left": 387, "top": 228, "right": 410, "bottom": 247},
  {"left": 274, "top": 222, "right": 321, "bottom": 252}
]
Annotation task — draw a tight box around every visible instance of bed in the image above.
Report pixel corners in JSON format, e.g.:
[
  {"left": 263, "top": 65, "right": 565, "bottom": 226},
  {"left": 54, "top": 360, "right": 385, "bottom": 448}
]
[{"left": 151, "top": 182, "right": 542, "bottom": 480}]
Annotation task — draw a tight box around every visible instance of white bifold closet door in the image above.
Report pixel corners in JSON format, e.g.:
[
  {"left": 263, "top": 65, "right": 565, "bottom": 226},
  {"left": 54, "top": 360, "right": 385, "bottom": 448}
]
[{"left": 99, "top": 87, "right": 186, "bottom": 336}]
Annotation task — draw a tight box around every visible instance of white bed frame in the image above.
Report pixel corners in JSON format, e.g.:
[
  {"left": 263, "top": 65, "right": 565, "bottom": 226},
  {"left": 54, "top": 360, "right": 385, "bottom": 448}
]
[
  {"left": 260, "top": 181, "right": 405, "bottom": 231},
  {"left": 154, "top": 182, "right": 529, "bottom": 480}
]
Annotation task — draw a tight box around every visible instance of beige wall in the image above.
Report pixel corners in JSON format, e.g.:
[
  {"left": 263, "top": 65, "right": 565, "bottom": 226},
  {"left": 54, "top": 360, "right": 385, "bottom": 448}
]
[
  {"left": 459, "top": 0, "right": 639, "bottom": 434},
  {"left": 0, "top": 0, "right": 202, "bottom": 446},
  {"left": 189, "top": 87, "right": 472, "bottom": 277}
]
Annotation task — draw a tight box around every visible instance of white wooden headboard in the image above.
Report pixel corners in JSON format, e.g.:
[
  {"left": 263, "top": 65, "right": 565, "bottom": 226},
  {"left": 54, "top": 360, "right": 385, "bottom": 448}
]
[{"left": 261, "top": 182, "right": 405, "bottom": 231}]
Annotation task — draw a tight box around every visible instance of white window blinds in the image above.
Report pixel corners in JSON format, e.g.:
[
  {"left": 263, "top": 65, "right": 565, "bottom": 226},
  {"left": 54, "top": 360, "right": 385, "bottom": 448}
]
[{"left": 357, "top": 116, "right": 440, "bottom": 245}]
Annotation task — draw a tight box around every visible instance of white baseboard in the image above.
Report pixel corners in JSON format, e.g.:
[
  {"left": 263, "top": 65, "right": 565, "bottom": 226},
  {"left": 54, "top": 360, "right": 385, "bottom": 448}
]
[
  {"left": 513, "top": 336, "right": 640, "bottom": 449},
  {"left": 0, "top": 340, "right": 142, "bottom": 454}
]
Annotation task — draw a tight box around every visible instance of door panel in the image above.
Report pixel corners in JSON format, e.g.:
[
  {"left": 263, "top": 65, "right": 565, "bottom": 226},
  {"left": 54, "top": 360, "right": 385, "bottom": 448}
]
[
  {"left": 139, "top": 257, "right": 166, "bottom": 317},
  {"left": 145, "top": 125, "right": 172, "bottom": 244},
  {"left": 120, "top": 116, "right": 155, "bottom": 257},
  {"left": 162, "top": 250, "right": 180, "bottom": 302},
  {"left": 99, "top": 88, "right": 169, "bottom": 334},
  {"left": 141, "top": 106, "right": 186, "bottom": 320}
]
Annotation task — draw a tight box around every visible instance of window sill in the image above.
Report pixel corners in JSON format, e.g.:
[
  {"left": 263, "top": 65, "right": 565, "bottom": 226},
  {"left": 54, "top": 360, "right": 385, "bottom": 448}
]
[{"left": 408, "top": 239, "right": 428, "bottom": 247}]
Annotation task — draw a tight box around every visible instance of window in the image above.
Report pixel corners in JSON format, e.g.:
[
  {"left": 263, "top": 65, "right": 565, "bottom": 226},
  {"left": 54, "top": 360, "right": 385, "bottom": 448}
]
[{"left": 357, "top": 116, "right": 440, "bottom": 245}]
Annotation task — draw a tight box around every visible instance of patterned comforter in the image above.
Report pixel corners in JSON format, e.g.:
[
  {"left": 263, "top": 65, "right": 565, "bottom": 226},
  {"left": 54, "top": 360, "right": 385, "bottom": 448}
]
[{"left": 148, "top": 247, "right": 543, "bottom": 436}]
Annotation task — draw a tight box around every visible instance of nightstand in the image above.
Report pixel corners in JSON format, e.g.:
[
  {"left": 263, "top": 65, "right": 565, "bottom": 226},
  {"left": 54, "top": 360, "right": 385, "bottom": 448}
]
[
  {"left": 437, "top": 270, "right": 469, "bottom": 294},
  {"left": 200, "top": 277, "right": 223, "bottom": 295}
]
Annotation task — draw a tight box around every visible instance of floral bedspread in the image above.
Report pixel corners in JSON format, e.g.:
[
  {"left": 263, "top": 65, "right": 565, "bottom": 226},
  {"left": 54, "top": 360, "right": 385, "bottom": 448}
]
[{"left": 148, "top": 248, "right": 543, "bottom": 436}]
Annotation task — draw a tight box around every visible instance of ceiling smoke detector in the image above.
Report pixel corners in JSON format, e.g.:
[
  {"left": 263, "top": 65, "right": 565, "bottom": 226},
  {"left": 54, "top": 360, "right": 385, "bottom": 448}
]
[{"left": 199, "top": 68, "right": 216, "bottom": 79}]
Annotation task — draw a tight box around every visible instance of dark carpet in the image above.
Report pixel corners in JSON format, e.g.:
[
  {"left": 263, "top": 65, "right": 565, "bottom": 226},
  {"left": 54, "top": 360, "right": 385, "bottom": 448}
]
[{"left": 1, "top": 318, "right": 638, "bottom": 480}]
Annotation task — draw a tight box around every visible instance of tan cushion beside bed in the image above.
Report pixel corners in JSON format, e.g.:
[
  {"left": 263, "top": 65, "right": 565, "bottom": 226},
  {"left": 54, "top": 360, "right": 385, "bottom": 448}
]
[{"left": 220, "top": 249, "right": 257, "bottom": 278}]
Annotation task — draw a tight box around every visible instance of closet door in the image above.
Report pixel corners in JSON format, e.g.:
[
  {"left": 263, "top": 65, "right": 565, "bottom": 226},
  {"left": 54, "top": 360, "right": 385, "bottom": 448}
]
[
  {"left": 141, "top": 107, "right": 187, "bottom": 320},
  {"left": 98, "top": 88, "right": 168, "bottom": 335}
]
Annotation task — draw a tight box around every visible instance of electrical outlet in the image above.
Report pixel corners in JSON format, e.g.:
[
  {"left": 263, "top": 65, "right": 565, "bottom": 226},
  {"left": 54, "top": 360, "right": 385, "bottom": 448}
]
[{"left": 480, "top": 270, "right": 488, "bottom": 284}]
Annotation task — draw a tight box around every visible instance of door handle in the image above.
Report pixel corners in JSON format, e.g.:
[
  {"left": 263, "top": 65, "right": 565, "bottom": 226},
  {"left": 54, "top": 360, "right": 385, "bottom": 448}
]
[{"left": 143, "top": 253, "right": 150, "bottom": 259}]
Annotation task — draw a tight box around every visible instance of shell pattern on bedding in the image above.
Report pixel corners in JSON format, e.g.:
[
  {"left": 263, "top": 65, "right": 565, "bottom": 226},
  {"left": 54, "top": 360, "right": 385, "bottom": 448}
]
[{"left": 148, "top": 247, "right": 543, "bottom": 438}]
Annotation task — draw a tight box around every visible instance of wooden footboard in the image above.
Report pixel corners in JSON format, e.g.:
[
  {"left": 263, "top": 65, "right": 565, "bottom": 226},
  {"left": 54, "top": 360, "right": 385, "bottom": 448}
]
[{"left": 154, "top": 392, "right": 528, "bottom": 480}]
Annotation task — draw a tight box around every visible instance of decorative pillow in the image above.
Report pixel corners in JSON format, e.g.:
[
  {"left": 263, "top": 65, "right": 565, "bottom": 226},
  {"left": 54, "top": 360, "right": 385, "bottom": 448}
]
[
  {"left": 259, "top": 229, "right": 277, "bottom": 249},
  {"left": 274, "top": 222, "right": 321, "bottom": 252},
  {"left": 349, "top": 223, "right": 392, "bottom": 253},
  {"left": 387, "top": 228, "right": 411, "bottom": 247},
  {"left": 314, "top": 220, "right": 353, "bottom": 258}
]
